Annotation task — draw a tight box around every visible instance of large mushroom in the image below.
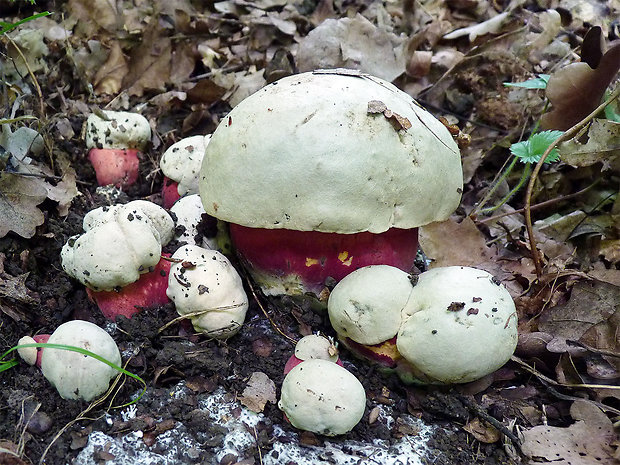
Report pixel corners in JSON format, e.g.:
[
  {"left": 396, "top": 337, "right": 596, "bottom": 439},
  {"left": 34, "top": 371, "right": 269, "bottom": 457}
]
[{"left": 199, "top": 70, "right": 462, "bottom": 300}]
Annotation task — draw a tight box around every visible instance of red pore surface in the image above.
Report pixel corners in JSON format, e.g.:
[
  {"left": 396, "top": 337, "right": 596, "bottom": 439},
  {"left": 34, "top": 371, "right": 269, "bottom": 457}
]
[
  {"left": 283, "top": 354, "right": 343, "bottom": 375},
  {"left": 32, "top": 334, "right": 50, "bottom": 368},
  {"left": 87, "top": 254, "right": 172, "bottom": 320},
  {"left": 88, "top": 148, "right": 140, "bottom": 187},
  {"left": 162, "top": 176, "right": 181, "bottom": 209},
  {"left": 229, "top": 225, "right": 419, "bottom": 295}
]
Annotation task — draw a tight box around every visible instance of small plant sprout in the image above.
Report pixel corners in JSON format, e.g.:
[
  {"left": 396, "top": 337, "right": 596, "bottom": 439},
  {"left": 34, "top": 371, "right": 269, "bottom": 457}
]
[
  {"left": 283, "top": 334, "right": 343, "bottom": 374},
  {"left": 328, "top": 265, "right": 518, "bottom": 384},
  {"left": 278, "top": 359, "right": 366, "bottom": 436},
  {"left": 160, "top": 135, "right": 211, "bottom": 208},
  {"left": 472, "top": 130, "right": 563, "bottom": 216},
  {"left": 17, "top": 321, "right": 122, "bottom": 401},
  {"left": 61, "top": 200, "right": 174, "bottom": 319},
  {"left": 198, "top": 70, "right": 462, "bottom": 301},
  {"left": 166, "top": 245, "right": 249, "bottom": 339},
  {"left": 85, "top": 110, "right": 151, "bottom": 188}
]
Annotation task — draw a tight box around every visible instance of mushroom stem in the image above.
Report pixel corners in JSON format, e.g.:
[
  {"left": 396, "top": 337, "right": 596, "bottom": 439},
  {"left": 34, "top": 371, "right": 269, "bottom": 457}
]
[{"left": 229, "top": 224, "right": 419, "bottom": 298}]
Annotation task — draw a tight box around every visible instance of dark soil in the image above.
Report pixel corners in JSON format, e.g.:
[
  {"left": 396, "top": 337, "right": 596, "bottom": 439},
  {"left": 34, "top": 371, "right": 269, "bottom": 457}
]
[{"left": 0, "top": 184, "right": 521, "bottom": 464}]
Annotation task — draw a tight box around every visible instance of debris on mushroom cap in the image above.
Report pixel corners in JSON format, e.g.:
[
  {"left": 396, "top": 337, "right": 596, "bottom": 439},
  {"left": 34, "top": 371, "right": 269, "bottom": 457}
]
[
  {"left": 40, "top": 320, "right": 121, "bottom": 401},
  {"left": 278, "top": 359, "right": 366, "bottom": 436},
  {"left": 83, "top": 200, "right": 174, "bottom": 246},
  {"left": 199, "top": 70, "right": 462, "bottom": 234},
  {"left": 396, "top": 266, "right": 518, "bottom": 384},
  {"left": 85, "top": 110, "right": 151, "bottom": 151},
  {"left": 61, "top": 203, "right": 167, "bottom": 291},
  {"left": 160, "top": 135, "right": 211, "bottom": 197},
  {"left": 166, "top": 245, "right": 248, "bottom": 339},
  {"left": 328, "top": 265, "right": 414, "bottom": 345}
]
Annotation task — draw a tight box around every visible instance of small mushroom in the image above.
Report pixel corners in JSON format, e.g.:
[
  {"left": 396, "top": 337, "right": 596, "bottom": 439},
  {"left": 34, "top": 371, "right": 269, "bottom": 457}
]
[
  {"left": 85, "top": 110, "right": 151, "bottom": 188},
  {"left": 18, "top": 320, "right": 121, "bottom": 401},
  {"left": 278, "top": 359, "right": 366, "bottom": 436},
  {"left": 199, "top": 70, "right": 462, "bottom": 301},
  {"left": 166, "top": 245, "right": 248, "bottom": 339},
  {"left": 283, "top": 334, "right": 342, "bottom": 374},
  {"left": 160, "top": 135, "right": 211, "bottom": 208}
]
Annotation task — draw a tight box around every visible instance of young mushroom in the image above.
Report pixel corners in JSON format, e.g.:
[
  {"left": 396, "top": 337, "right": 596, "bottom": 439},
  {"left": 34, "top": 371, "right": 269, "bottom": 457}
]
[
  {"left": 278, "top": 359, "right": 366, "bottom": 436},
  {"left": 85, "top": 110, "right": 151, "bottom": 188},
  {"left": 18, "top": 320, "right": 121, "bottom": 401},
  {"left": 166, "top": 244, "right": 248, "bottom": 339},
  {"left": 199, "top": 70, "right": 462, "bottom": 301},
  {"left": 160, "top": 135, "right": 211, "bottom": 208},
  {"left": 61, "top": 200, "right": 174, "bottom": 319},
  {"left": 283, "top": 334, "right": 342, "bottom": 374},
  {"left": 328, "top": 265, "right": 518, "bottom": 384}
]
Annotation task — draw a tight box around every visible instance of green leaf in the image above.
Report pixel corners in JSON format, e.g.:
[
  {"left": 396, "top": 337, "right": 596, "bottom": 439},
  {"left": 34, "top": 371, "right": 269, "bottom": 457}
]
[
  {"left": 504, "top": 74, "right": 551, "bottom": 89},
  {"left": 510, "top": 130, "right": 564, "bottom": 164}
]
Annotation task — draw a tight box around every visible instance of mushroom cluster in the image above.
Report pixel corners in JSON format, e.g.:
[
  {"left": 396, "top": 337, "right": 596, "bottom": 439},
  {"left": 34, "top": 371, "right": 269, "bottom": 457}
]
[
  {"left": 328, "top": 265, "right": 518, "bottom": 384},
  {"left": 61, "top": 200, "right": 174, "bottom": 319},
  {"left": 198, "top": 70, "right": 463, "bottom": 301}
]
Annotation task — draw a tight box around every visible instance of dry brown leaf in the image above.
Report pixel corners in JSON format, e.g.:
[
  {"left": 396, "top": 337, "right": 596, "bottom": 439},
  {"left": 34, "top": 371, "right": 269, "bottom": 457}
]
[
  {"left": 122, "top": 23, "right": 172, "bottom": 97},
  {"left": 463, "top": 418, "right": 501, "bottom": 443},
  {"left": 559, "top": 120, "right": 620, "bottom": 169},
  {"left": 0, "top": 272, "right": 39, "bottom": 305},
  {"left": 296, "top": 14, "right": 406, "bottom": 82},
  {"left": 67, "top": 0, "right": 120, "bottom": 34},
  {"left": 521, "top": 400, "right": 616, "bottom": 465},
  {"left": 0, "top": 173, "right": 47, "bottom": 239},
  {"left": 93, "top": 40, "right": 128, "bottom": 95},
  {"left": 44, "top": 152, "right": 79, "bottom": 217},
  {"left": 238, "top": 372, "right": 276, "bottom": 413}
]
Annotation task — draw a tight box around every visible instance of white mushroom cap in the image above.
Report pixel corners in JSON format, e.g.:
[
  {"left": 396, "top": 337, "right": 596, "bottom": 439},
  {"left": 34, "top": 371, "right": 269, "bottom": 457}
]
[
  {"left": 40, "top": 320, "right": 121, "bottom": 401},
  {"left": 278, "top": 359, "right": 366, "bottom": 436},
  {"left": 85, "top": 110, "right": 151, "bottom": 150},
  {"left": 200, "top": 70, "right": 462, "bottom": 233},
  {"left": 17, "top": 336, "right": 37, "bottom": 365},
  {"left": 169, "top": 194, "right": 208, "bottom": 246},
  {"left": 397, "top": 266, "right": 518, "bottom": 384},
  {"left": 294, "top": 334, "right": 339, "bottom": 363},
  {"left": 83, "top": 200, "right": 174, "bottom": 246},
  {"left": 61, "top": 208, "right": 162, "bottom": 291},
  {"left": 328, "top": 265, "right": 414, "bottom": 345},
  {"left": 167, "top": 245, "right": 248, "bottom": 339},
  {"left": 160, "top": 135, "right": 211, "bottom": 196}
]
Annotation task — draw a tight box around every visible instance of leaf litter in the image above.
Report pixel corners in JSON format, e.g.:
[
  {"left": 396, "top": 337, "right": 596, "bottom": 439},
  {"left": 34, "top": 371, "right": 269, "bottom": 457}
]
[{"left": 1, "top": 0, "right": 620, "bottom": 464}]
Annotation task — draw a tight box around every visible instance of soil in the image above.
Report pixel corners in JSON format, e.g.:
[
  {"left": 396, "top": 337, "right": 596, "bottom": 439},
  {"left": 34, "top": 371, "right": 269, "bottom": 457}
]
[{"left": 0, "top": 186, "right": 522, "bottom": 464}]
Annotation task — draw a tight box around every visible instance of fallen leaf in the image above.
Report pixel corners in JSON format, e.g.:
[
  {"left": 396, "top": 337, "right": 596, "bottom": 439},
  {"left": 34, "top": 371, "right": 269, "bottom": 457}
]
[
  {"left": 296, "top": 14, "right": 406, "bottom": 82},
  {"left": 0, "top": 173, "right": 47, "bottom": 239},
  {"left": 559, "top": 120, "right": 620, "bottom": 168},
  {"left": 93, "top": 40, "right": 128, "bottom": 95},
  {"left": 521, "top": 400, "right": 616, "bottom": 464},
  {"left": 0, "top": 272, "right": 39, "bottom": 304},
  {"left": 463, "top": 418, "right": 501, "bottom": 443},
  {"left": 238, "top": 372, "right": 276, "bottom": 413}
]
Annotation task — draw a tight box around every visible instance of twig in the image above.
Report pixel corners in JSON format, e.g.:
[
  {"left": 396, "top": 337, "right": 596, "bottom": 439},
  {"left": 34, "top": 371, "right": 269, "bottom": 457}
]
[
  {"left": 523, "top": 86, "right": 620, "bottom": 277},
  {"left": 475, "top": 179, "right": 600, "bottom": 224},
  {"left": 5, "top": 36, "right": 46, "bottom": 118},
  {"left": 246, "top": 278, "right": 298, "bottom": 345},
  {"left": 457, "top": 394, "right": 522, "bottom": 450}
]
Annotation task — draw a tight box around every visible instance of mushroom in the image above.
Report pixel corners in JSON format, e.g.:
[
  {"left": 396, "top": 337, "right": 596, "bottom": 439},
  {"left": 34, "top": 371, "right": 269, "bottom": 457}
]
[
  {"left": 160, "top": 135, "right": 211, "bottom": 208},
  {"left": 199, "top": 70, "right": 462, "bottom": 301},
  {"left": 328, "top": 265, "right": 518, "bottom": 384},
  {"left": 166, "top": 244, "right": 249, "bottom": 339},
  {"left": 278, "top": 358, "right": 366, "bottom": 436},
  {"left": 18, "top": 320, "right": 121, "bottom": 401},
  {"left": 85, "top": 110, "right": 151, "bottom": 188},
  {"left": 61, "top": 201, "right": 174, "bottom": 319},
  {"left": 283, "top": 334, "right": 342, "bottom": 374}
]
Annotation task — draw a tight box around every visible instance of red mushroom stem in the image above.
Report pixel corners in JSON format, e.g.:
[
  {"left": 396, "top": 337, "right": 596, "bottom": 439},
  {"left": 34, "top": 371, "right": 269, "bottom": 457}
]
[
  {"left": 88, "top": 148, "right": 140, "bottom": 188},
  {"left": 86, "top": 254, "right": 172, "bottom": 320},
  {"left": 229, "top": 224, "right": 419, "bottom": 297}
]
